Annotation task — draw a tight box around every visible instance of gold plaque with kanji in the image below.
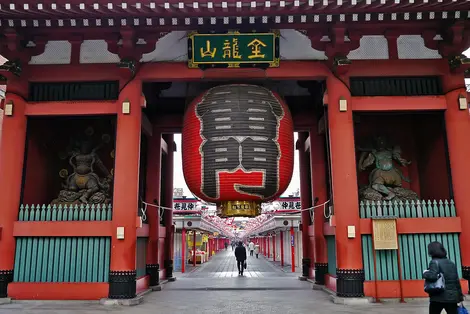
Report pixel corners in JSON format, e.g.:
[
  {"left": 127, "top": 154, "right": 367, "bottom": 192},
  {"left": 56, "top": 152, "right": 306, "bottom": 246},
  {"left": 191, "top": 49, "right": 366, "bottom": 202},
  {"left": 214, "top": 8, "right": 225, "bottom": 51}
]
[{"left": 372, "top": 219, "right": 398, "bottom": 250}]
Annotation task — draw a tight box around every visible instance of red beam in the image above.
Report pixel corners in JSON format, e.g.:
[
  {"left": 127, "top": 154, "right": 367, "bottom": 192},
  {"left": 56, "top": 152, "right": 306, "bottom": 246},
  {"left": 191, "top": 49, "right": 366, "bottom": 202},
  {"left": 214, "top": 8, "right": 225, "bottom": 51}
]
[
  {"left": 22, "top": 60, "right": 452, "bottom": 87},
  {"left": 25, "top": 101, "right": 118, "bottom": 116},
  {"left": 348, "top": 59, "right": 448, "bottom": 77},
  {"left": 323, "top": 222, "right": 335, "bottom": 236},
  {"left": 364, "top": 279, "right": 469, "bottom": 299},
  {"left": 351, "top": 96, "right": 447, "bottom": 111},
  {"left": 13, "top": 221, "right": 113, "bottom": 237},
  {"left": 8, "top": 283, "right": 108, "bottom": 300},
  {"left": 137, "top": 223, "right": 149, "bottom": 237},
  {"left": 136, "top": 275, "right": 150, "bottom": 295},
  {"left": 24, "top": 61, "right": 331, "bottom": 83},
  {"left": 359, "top": 217, "right": 462, "bottom": 235}
]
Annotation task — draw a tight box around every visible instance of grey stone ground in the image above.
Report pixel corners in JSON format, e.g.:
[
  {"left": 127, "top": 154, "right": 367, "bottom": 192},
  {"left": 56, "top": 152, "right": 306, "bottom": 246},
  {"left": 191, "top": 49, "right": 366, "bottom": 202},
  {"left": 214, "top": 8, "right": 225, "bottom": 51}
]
[{"left": 0, "top": 249, "right": 432, "bottom": 314}]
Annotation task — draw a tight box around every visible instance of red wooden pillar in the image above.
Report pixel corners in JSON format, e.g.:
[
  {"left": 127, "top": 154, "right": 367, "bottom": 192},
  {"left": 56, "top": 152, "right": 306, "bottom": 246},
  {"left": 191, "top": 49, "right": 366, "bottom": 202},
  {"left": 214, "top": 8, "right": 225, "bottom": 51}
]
[
  {"left": 264, "top": 237, "right": 267, "bottom": 256},
  {"left": 444, "top": 74, "right": 470, "bottom": 290},
  {"left": 109, "top": 80, "right": 142, "bottom": 299},
  {"left": 192, "top": 232, "right": 197, "bottom": 267},
  {"left": 267, "top": 236, "right": 270, "bottom": 259},
  {"left": 163, "top": 134, "right": 175, "bottom": 280},
  {"left": 309, "top": 126, "right": 329, "bottom": 285},
  {"left": 280, "top": 231, "right": 285, "bottom": 267},
  {"left": 326, "top": 75, "right": 363, "bottom": 297},
  {"left": 0, "top": 92, "right": 27, "bottom": 298},
  {"left": 273, "top": 234, "right": 276, "bottom": 262},
  {"left": 290, "top": 226, "right": 295, "bottom": 273},
  {"left": 145, "top": 128, "right": 161, "bottom": 287},
  {"left": 181, "top": 228, "right": 186, "bottom": 273},
  {"left": 298, "top": 132, "right": 312, "bottom": 278}
]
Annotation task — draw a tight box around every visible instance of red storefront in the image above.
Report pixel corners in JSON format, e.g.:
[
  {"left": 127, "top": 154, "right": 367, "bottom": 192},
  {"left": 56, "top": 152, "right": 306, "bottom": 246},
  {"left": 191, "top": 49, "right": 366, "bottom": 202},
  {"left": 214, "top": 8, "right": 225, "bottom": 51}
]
[{"left": 0, "top": 0, "right": 469, "bottom": 302}]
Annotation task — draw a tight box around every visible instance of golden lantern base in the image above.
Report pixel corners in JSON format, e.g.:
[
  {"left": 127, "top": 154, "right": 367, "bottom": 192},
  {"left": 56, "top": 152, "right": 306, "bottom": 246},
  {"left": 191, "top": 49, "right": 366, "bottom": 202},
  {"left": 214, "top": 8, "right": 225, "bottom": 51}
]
[{"left": 217, "top": 201, "right": 261, "bottom": 218}]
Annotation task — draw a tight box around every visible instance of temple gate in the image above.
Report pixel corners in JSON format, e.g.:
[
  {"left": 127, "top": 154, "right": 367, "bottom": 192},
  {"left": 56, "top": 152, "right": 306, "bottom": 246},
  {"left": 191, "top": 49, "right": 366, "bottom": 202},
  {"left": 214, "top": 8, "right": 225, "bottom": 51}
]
[{"left": 0, "top": 0, "right": 469, "bottom": 303}]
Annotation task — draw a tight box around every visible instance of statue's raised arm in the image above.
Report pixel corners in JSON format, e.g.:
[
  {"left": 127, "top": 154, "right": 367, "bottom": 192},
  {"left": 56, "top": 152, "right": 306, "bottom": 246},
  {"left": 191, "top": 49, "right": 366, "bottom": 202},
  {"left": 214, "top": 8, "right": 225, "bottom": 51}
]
[
  {"left": 358, "top": 151, "right": 375, "bottom": 171},
  {"left": 392, "top": 145, "right": 411, "bottom": 166}
]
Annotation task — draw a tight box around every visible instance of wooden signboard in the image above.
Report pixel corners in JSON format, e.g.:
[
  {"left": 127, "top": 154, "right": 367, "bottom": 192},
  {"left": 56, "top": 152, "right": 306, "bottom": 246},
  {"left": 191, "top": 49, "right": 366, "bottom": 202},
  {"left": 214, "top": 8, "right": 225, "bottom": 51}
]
[
  {"left": 372, "top": 219, "right": 398, "bottom": 250},
  {"left": 188, "top": 31, "right": 280, "bottom": 68}
]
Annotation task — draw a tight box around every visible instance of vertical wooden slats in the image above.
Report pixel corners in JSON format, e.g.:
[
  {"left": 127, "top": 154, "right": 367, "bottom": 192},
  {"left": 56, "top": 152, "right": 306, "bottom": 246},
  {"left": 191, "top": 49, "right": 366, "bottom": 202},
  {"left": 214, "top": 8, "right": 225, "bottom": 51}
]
[
  {"left": 363, "top": 233, "right": 462, "bottom": 281},
  {"left": 13, "top": 237, "right": 111, "bottom": 283},
  {"left": 18, "top": 204, "right": 112, "bottom": 221},
  {"left": 325, "top": 236, "right": 337, "bottom": 276},
  {"left": 136, "top": 237, "right": 148, "bottom": 278},
  {"left": 359, "top": 200, "right": 456, "bottom": 218}
]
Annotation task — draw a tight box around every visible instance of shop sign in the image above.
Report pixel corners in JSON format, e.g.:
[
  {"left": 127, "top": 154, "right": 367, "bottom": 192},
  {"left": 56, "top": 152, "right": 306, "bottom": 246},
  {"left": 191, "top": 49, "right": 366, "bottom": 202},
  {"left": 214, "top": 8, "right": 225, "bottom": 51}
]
[
  {"left": 173, "top": 198, "right": 198, "bottom": 210},
  {"left": 188, "top": 31, "right": 280, "bottom": 68}
]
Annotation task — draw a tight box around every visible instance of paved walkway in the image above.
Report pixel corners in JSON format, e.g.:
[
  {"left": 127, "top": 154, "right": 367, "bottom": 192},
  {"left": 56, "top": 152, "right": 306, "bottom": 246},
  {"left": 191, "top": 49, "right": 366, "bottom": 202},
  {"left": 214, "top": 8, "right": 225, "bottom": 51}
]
[{"left": 0, "top": 250, "right": 433, "bottom": 314}]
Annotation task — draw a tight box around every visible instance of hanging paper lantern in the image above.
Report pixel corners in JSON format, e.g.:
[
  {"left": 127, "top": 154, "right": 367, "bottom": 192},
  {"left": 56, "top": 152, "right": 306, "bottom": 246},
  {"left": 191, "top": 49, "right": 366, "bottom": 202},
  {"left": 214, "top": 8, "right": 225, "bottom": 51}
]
[{"left": 182, "top": 84, "right": 294, "bottom": 217}]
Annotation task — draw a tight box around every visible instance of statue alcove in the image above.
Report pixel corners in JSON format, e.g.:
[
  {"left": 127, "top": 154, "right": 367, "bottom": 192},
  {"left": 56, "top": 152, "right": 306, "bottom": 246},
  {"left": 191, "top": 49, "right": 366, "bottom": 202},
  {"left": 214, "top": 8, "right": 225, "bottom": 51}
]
[
  {"left": 353, "top": 112, "right": 451, "bottom": 203},
  {"left": 21, "top": 116, "right": 116, "bottom": 206}
]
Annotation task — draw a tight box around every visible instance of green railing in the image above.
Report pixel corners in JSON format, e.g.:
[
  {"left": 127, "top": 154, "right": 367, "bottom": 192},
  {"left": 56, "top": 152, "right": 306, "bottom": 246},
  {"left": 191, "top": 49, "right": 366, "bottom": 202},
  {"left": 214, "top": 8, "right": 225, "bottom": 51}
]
[
  {"left": 362, "top": 233, "right": 462, "bottom": 281},
  {"left": 19, "top": 204, "right": 112, "bottom": 221},
  {"left": 14, "top": 237, "right": 111, "bottom": 282},
  {"left": 359, "top": 200, "right": 456, "bottom": 219}
]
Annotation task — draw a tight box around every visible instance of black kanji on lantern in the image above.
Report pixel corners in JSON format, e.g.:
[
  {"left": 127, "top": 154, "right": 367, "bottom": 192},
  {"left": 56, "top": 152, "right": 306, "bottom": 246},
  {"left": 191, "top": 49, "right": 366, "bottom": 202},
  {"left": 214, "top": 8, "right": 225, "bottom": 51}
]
[{"left": 196, "top": 85, "right": 284, "bottom": 200}]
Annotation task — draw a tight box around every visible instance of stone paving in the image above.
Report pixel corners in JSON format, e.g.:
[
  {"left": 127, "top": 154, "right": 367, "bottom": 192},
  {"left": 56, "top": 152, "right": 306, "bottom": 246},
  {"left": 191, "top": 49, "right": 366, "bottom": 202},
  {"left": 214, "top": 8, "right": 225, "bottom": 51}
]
[{"left": 0, "top": 249, "right": 435, "bottom": 314}]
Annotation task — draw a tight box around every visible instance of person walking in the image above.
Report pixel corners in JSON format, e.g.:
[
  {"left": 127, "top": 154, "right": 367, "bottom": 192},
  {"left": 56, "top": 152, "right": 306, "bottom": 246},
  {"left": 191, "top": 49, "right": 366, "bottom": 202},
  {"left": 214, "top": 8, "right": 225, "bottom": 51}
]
[
  {"left": 248, "top": 240, "right": 255, "bottom": 257},
  {"left": 423, "top": 241, "right": 464, "bottom": 314},
  {"left": 234, "top": 241, "right": 247, "bottom": 276},
  {"left": 254, "top": 244, "right": 260, "bottom": 258}
]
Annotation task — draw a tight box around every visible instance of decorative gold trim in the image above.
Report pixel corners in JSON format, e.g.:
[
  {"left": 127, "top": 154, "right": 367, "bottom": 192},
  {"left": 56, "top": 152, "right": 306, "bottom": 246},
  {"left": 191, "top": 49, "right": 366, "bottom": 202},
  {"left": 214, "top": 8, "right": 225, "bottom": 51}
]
[
  {"left": 188, "top": 60, "right": 198, "bottom": 69},
  {"left": 271, "top": 29, "right": 281, "bottom": 37},
  {"left": 187, "top": 31, "right": 198, "bottom": 38},
  {"left": 218, "top": 201, "right": 261, "bottom": 218},
  {"left": 269, "top": 58, "right": 280, "bottom": 68}
]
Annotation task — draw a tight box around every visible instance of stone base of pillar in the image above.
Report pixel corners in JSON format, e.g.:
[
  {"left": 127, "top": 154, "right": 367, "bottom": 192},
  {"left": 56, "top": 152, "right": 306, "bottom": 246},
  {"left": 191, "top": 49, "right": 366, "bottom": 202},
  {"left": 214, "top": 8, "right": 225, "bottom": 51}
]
[
  {"left": 336, "top": 269, "right": 365, "bottom": 298},
  {"left": 146, "top": 264, "right": 160, "bottom": 287},
  {"left": 301, "top": 258, "right": 311, "bottom": 278},
  {"left": 108, "top": 270, "right": 137, "bottom": 299},
  {"left": 0, "top": 270, "right": 13, "bottom": 298},
  {"left": 314, "top": 263, "right": 328, "bottom": 285},
  {"left": 164, "top": 260, "right": 174, "bottom": 280}
]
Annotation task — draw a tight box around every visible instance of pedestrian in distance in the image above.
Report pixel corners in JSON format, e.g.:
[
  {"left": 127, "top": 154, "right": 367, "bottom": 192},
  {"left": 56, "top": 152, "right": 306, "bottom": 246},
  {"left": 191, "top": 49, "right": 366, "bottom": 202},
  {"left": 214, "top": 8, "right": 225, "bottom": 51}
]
[
  {"left": 248, "top": 240, "right": 255, "bottom": 256},
  {"left": 423, "top": 241, "right": 465, "bottom": 314},
  {"left": 254, "top": 244, "right": 260, "bottom": 258},
  {"left": 234, "top": 241, "right": 247, "bottom": 276}
]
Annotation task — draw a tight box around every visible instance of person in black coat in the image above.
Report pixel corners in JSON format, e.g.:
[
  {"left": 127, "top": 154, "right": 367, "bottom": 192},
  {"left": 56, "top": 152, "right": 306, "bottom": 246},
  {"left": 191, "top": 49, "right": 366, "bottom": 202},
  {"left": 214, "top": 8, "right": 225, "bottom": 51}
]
[
  {"left": 234, "top": 241, "right": 247, "bottom": 276},
  {"left": 422, "top": 241, "right": 464, "bottom": 314}
]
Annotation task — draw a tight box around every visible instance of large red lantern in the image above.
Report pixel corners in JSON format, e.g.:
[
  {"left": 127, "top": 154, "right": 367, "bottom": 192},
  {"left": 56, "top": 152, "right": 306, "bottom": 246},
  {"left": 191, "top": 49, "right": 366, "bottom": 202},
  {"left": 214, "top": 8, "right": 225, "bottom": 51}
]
[{"left": 182, "top": 84, "right": 294, "bottom": 217}]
